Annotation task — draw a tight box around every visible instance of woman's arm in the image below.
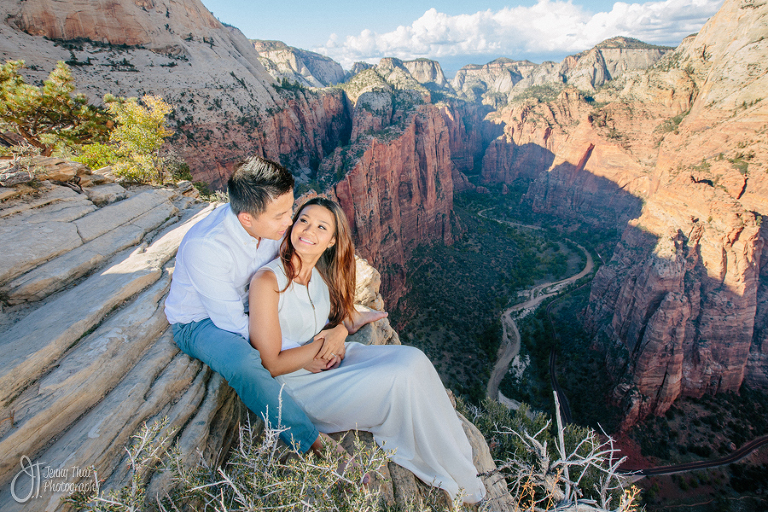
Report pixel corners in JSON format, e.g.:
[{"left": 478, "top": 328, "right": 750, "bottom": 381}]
[{"left": 249, "top": 269, "right": 327, "bottom": 377}]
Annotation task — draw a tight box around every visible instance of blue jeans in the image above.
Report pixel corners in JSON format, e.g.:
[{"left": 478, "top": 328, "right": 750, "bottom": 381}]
[{"left": 172, "top": 319, "right": 319, "bottom": 453}]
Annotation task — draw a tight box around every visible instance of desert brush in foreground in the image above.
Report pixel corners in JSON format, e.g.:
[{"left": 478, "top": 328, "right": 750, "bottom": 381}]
[{"left": 70, "top": 393, "right": 639, "bottom": 512}]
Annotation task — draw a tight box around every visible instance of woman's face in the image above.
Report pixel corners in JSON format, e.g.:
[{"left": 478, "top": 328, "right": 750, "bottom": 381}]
[{"left": 291, "top": 204, "right": 337, "bottom": 258}]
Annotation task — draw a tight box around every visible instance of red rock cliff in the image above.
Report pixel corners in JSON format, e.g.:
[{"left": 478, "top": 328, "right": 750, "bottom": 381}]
[{"left": 334, "top": 105, "right": 455, "bottom": 304}]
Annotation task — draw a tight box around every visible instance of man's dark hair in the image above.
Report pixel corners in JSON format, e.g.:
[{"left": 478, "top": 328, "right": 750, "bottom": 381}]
[{"left": 227, "top": 157, "right": 294, "bottom": 216}]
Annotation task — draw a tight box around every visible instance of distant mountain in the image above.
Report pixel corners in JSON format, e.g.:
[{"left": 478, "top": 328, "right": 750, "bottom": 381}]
[
  {"left": 451, "top": 58, "right": 539, "bottom": 106},
  {"left": 252, "top": 39, "right": 346, "bottom": 87},
  {"left": 452, "top": 37, "right": 673, "bottom": 106}
]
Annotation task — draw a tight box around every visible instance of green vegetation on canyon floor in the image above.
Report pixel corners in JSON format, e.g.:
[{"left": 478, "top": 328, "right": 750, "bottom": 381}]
[
  {"left": 391, "top": 179, "right": 620, "bottom": 406},
  {"left": 390, "top": 191, "right": 581, "bottom": 404}
]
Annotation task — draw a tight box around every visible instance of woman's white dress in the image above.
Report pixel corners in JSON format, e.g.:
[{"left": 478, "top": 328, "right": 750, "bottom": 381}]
[{"left": 262, "top": 259, "right": 486, "bottom": 503}]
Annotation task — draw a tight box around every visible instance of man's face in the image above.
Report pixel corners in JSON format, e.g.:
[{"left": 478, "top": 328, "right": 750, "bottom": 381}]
[{"left": 237, "top": 191, "right": 294, "bottom": 241}]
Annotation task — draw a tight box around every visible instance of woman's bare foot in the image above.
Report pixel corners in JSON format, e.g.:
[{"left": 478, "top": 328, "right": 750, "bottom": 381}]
[{"left": 346, "top": 307, "right": 388, "bottom": 334}]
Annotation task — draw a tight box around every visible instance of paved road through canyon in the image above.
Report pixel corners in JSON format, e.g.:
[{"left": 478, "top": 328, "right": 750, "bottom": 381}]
[{"left": 478, "top": 209, "right": 594, "bottom": 403}]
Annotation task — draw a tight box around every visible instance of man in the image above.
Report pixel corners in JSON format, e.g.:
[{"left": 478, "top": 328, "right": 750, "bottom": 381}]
[{"left": 165, "top": 157, "right": 347, "bottom": 453}]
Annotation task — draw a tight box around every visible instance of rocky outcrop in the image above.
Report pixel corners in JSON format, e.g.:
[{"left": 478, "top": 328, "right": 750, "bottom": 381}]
[
  {"left": 452, "top": 58, "right": 538, "bottom": 105},
  {"left": 452, "top": 38, "right": 671, "bottom": 107},
  {"left": 252, "top": 39, "right": 347, "bottom": 87},
  {"left": 373, "top": 58, "right": 431, "bottom": 99},
  {"left": 579, "top": 0, "right": 768, "bottom": 426},
  {"left": 0, "top": 169, "right": 509, "bottom": 509},
  {"left": 0, "top": 175, "right": 227, "bottom": 511},
  {"left": 562, "top": 38, "right": 672, "bottom": 92},
  {"left": 510, "top": 37, "right": 672, "bottom": 97},
  {"left": 350, "top": 61, "right": 374, "bottom": 75},
  {"left": 402, "top": 58, "right": 452, "bottom": 90},
  {"left": 6, "top": 0, "right": 221, "bottom": 52}
]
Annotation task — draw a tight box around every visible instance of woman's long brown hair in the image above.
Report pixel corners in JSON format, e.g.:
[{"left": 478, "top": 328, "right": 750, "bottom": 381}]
[{"left": 279, "top": 197, "right": 356, "bottom": 327}]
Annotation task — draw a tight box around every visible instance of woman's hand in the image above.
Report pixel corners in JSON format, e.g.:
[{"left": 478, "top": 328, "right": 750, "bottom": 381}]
[
  {"left": 314, "top": 323, "right": 348, "bottom": 362},
  {"left": 303, "top": 357, "right": 329, "bottom": 373}
]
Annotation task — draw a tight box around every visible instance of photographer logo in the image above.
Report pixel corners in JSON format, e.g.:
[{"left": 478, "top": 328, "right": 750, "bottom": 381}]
[{"left": 9, "top": 455, "right": 97, "bottom": 503}]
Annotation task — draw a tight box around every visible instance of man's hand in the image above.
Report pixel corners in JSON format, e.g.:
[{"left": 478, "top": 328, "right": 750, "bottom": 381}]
[{"left": 314, "top": 323, "right": 347, "bottom": 362}]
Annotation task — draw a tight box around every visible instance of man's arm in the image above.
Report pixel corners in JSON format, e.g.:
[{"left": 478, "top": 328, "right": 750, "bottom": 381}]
[{"left": 184, "top": 240, "right": 250, "bottom": 339}]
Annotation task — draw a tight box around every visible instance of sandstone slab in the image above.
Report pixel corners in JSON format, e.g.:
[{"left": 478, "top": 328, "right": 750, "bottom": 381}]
[
  {"left": 0, "top": 203, "right": 215, "bottom": 409},
  {"left": 74, "top": 188, "right": 177, "bottom": 242},
  {"left": 0, "top": 272, "right": 172, "bottom": 481},
  {"left": 3, "top": 201, "right": 180, "bottom": 303},
  {"left": 0, "top": 220, "right": 83, "bottom": 284},
  {"left": 0, "top": 333, "right": 206, "bottom": 511},
  {"left": 84, "top": 183, "right": 128, "bottom": 206}
]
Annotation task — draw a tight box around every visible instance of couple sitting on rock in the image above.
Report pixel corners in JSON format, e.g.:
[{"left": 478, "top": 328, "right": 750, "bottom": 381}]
[{"left": 164, "top": 157, "right": 486, "bottom": 504}]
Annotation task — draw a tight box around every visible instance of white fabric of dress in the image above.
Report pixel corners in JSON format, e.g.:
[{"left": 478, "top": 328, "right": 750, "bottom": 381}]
[{"left": 262, "top": 258, "right": 486, "bottom": 503}]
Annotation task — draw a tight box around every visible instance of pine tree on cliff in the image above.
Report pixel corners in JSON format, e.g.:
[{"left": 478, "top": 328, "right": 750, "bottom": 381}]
[{"left": 0, "top": 60, "right": 111, "bottom": 156}]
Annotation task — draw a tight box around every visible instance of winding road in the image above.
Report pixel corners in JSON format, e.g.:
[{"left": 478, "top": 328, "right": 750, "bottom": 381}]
[{"left": 479, "top": 209, "right": 594, "bottom": 403}]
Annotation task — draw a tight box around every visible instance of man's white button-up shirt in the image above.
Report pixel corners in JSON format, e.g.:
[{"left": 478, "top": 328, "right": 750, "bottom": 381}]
[{"left": 165, "top": 204, "right": 281, "bottom": 340}]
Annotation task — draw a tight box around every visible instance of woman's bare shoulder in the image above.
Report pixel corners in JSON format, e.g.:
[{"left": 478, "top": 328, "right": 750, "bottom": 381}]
[{"left": 251, "top": 267, "right": 279, "bottom": 293}]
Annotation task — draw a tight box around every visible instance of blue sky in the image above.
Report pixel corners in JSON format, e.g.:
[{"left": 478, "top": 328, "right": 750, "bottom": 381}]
[{"left": 200, "top": 0, "right": 724, "bottom": 76}]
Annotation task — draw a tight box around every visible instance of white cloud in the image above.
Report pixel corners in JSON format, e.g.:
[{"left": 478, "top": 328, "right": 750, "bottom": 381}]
[{"left": 316, "top": 0, "right": 723, "bottom": 69}]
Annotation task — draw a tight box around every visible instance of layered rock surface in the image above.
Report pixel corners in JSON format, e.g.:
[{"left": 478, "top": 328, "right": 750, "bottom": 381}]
[{"left": 0, "top": 174, "right": 510, "bottom": 509}]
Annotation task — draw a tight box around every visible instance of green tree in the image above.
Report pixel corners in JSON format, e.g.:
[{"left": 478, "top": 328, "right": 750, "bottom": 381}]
[
  {"left": 0, "top": 60, "right": 111, "bottom": 156},
  {"left": 108, "top": 95, "right": 173, "bottom": 183},
  {"left": 75, "top": 95, "right": 174, "bottom": 183}
]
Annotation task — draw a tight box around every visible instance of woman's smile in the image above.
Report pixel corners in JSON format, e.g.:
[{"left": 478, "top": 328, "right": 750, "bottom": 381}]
[{"left": 291, "top": 204, "right": 337, "bottom": 257}]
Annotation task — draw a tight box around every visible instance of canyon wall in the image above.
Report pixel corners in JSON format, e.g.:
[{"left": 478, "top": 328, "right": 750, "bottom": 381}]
[
  {"left": 333, "top": 106, "right": 455, "bottom": 303},
  {"left": 477, "top": 0, "right": 767, "bottom": 426},
  {"left": 586, "top": 0, "right": 767, "bottom": 427}
]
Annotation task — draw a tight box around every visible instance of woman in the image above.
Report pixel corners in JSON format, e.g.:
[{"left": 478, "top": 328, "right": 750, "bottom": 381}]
[{"left": 249, "top": 197, "right": 486, "bottom": 504}]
